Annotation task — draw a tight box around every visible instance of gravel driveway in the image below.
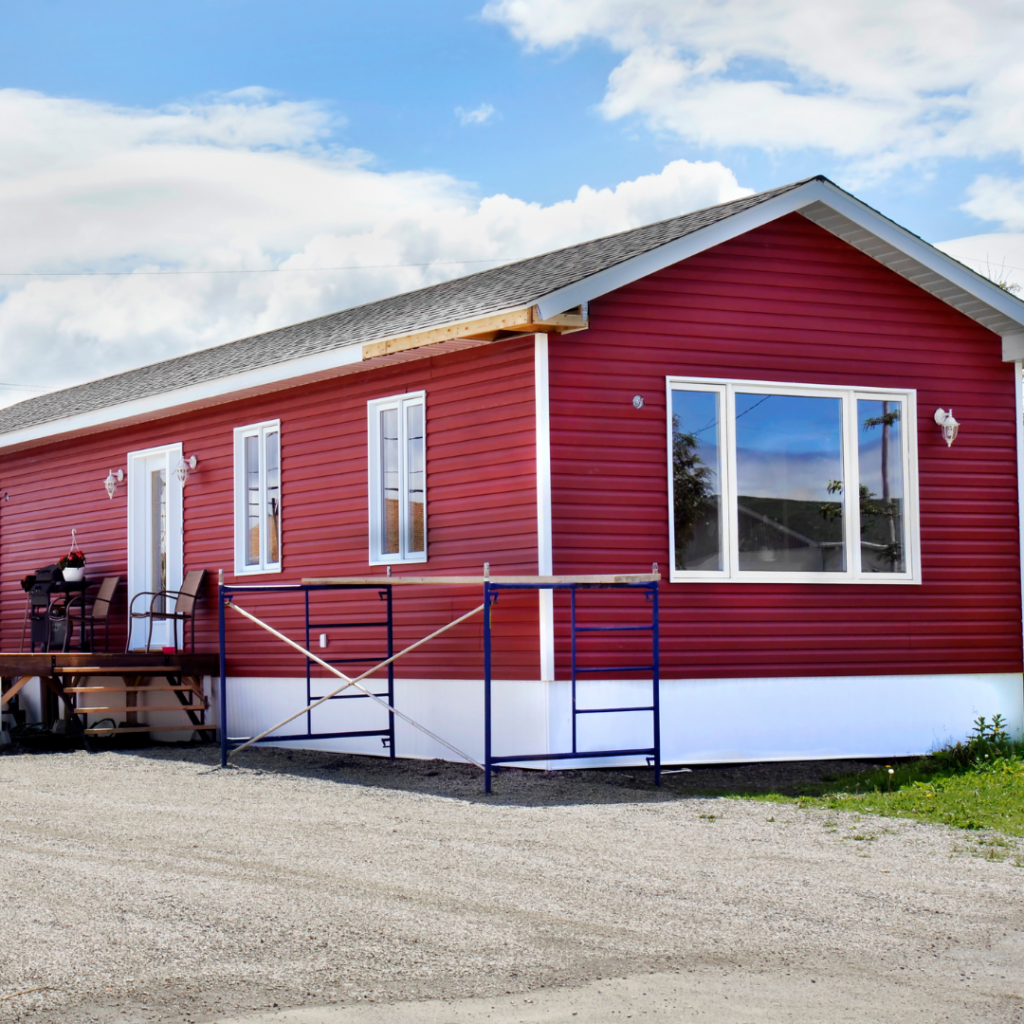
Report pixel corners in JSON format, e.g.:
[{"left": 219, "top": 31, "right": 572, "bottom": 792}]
[{"left": 1, "top": 746, "right": 1022, "bottom": 1024}]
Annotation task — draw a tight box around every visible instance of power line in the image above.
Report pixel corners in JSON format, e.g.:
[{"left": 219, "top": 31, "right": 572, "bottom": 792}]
[{"left": 0, "top": 257, "right": 526, "bottom": 278}]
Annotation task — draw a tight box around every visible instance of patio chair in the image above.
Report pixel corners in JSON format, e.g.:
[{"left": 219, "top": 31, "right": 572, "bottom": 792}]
[
  {"left": 64, "top": 576, "right": 120, "bottom": 652},
  {"left": 127, "top": 569, "right": 206, "bottom": 653}
]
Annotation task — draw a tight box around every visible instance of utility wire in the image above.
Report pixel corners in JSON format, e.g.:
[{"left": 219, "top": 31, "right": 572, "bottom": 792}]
[{"left": 0, "top": 257, "right": 526, "bottom": 278}]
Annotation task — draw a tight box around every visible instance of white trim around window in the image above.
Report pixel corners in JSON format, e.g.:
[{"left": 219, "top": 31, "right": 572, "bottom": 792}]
[
  {"left": 666, "top": 376, "right": 921, "bottom": 585},
  {"left": 368, "top": 391, "right": 427, "bottom": 565},
  {"left": 233, "top": 419, "right": 282, "bottom": 575}
]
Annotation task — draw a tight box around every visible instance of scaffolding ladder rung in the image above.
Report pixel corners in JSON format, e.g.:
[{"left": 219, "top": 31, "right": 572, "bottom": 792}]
[
  {"left": 574, "top": 665, "right": 654, "bottom": 674},
  {"left": 575, "top": 705, "right": 655, "bottom": 714},
  {"left": 574, "top": 624, "right": 654, "bottom": 632}
]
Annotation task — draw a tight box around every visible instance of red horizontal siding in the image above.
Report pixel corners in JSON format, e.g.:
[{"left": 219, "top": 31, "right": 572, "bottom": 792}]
[
  {"left": 0, "top": 341, "right": 540, "bottom": 680},
  {"left": 549, "top": 213, "right": 1023, "bottom": 680}
]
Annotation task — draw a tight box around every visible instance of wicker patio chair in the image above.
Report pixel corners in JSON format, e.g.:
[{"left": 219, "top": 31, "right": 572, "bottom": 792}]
[{"left": 126, "top": 569, "right": 206, "bottom": 653}]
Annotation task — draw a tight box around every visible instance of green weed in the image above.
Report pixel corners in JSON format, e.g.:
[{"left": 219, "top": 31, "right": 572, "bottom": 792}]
[{"left": 754, "top": 716, "right": 1024, "bottom": 839}]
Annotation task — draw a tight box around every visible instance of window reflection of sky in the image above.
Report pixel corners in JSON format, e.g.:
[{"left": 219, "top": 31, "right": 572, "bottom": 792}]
[
  {"left": 671, "top": 390, "right": 720, "bottom": 491},
  {"left": 736, "top": 394, "right": 842, "bottom": 501}
]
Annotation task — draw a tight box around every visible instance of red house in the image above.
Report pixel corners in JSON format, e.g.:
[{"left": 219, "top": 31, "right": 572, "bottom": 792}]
[{"left": 1, "top": 175, "right": 1022, "bottom": 765}]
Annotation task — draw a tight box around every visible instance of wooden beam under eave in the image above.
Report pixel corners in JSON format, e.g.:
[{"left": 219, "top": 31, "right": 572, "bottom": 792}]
[{"left": 361, "top": 306, "right": 588, "bottom": 360}]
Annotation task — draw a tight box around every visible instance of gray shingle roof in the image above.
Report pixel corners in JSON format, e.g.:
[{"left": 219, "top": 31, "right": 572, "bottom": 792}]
[{"left": 0, "top": 177, "right": 815, "bottom": 436}]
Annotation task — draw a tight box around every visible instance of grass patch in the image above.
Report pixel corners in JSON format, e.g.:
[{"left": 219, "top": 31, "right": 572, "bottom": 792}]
[{"left": 758, "top": 716, "right": 1024, "bottom": 839}]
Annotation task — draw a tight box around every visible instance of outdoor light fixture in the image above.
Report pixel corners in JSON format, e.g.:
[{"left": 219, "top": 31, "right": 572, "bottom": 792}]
[
  {"left": 633, "top": 395, "right": 645, "bottom": 409},
  {"left": 104, "top": 468, "right": 124, "bottom": 499},
  {"left": 934, "top": 408, "right": 960, "bottom": 447},
  {"left": 175, "top": 454, "right": 198, "bottom": 486}
]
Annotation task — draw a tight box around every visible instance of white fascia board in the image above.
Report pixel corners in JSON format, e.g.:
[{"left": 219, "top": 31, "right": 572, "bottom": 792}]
[
  {"left": 535, "top": 178, "right": 1024, "bottom": 337},
  {"left": 1004, "top": 332, "right": 1024, "bottom": 361},
  {"left": 0, "top": 302, "right": 532, "bottom": 452},
  {"left": 0, "top": 341, "right": 364, "bottom": 451}
]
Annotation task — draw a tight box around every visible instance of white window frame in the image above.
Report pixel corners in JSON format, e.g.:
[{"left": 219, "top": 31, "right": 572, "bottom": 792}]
[
  {"left": 368, "top": 391, "right": 427, "bottom": 565},
  {"left": 665, "top": 376, "right": 921, "bottom": 585},
  {"left": 233, "top": 419, "right": 282, "bottom": 575}
]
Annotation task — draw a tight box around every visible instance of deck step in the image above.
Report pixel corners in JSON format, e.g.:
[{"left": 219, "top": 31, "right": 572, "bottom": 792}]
[
  {"left": 54, "top": 667, "right": 195, "bottom": 675},
  {"left": 75, "top": 705, "right": 207, "bottom": 715},
  {"left": 65, "top": 686, "right": 202, "bottom": 693},
  {"left": 82, "top": 724, "right": 213, "bottom": 734}
]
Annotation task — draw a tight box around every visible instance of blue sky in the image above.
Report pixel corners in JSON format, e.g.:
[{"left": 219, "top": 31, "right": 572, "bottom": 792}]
[{"left": 2, "top": 0, "right": 1024, "bottom": 399}]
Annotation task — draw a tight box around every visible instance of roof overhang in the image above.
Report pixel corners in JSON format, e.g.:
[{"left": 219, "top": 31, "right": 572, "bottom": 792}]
[{"left": 0, "top": 304, "right": 587, "bottom": 454}]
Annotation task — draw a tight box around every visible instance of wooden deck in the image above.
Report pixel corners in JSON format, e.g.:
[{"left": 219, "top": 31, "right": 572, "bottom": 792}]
[{"left": 0, "top": 652, "right": 220, "bottom": 745}]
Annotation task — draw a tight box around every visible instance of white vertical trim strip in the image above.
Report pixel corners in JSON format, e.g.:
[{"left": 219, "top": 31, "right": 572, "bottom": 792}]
[
  {"left": 535, "top": 333, "right": 555, "bottom": 683},
  {"left": 1015, "top": 361, "right": 1024, "bottom": 667}
]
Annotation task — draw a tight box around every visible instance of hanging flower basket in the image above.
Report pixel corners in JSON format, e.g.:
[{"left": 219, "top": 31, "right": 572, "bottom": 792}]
[{"left": 58, "top": 529, "right": 86, "bottom": 582}]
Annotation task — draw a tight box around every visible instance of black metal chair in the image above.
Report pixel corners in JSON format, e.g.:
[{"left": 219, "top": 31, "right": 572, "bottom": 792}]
[
  {"left": 64, "top": 576, "right": 120, "bottom": 652},
  {"left": 127, "top": 569, "right": 206, "bottom": 652}
]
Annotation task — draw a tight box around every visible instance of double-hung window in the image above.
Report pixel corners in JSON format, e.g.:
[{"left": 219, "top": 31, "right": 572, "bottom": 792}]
[
  {"left": 233, "top": 419, "right": 282, "bottom": 574},
  {"left": 667, "top": 377, "right": 919, "bottom": 584},
  {"left": 368, "top": 391, "right": 426, "bottom": 564}
]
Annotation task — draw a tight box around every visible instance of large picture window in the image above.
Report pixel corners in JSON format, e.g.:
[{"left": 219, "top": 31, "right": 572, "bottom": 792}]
[
  {"left": 368, "top": 391, "right": 426, "bottom": 564},
  {"left": 233, "top": 420, "right": 282, "bottom": 574},
  {"left": 667, "top": 378, "right": 919, "bottom": 584}
]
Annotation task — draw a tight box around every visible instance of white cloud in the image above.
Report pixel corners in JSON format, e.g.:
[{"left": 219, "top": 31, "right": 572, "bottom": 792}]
[
  {"left": 455, "top": 102, "right": 496, "bottom": 126},
  {"left": 935, "top": 231, "right": 1024, "bottom": 294},
  {"left": 483, "top": 0, "right": 1024, "bottom": 175},
  {"left": 0, "top": 88, "right": 750, "bottom": 405}
]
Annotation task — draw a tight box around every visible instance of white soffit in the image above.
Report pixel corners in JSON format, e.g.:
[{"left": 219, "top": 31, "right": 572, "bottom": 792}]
[{"left": 799, "top": 198, "right": 1024, "bottom": 339}]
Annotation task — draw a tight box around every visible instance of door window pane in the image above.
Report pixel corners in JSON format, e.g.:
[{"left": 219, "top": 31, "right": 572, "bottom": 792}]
[
  {"left": 265, "top": 430, "right": 281, "bottom": 565},
  {"left": 671, "top": 389, "right": 723, "bottom": 571},
  {"left": 151, "top": 468, "right": 167, "bottom": 610},
  {"left": 858, "top": 399, "right": 906, "bottom": 573},
  {"left": 381, "top": 407, "right": 400, "bottom": 555},
  {"left": 245, "top": 434, "right": 261, "bottom": 566},
  {"left": 406, "top": 403, "right": 425, "bottom": 554},
  {"left": 735, "top": 393, "right": 846, "bottom": 573}
]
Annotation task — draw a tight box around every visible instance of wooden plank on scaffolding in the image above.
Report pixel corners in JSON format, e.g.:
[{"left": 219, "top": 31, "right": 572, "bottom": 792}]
[{"left": 301, "top": 573, "right": 661, "bottom": 586}]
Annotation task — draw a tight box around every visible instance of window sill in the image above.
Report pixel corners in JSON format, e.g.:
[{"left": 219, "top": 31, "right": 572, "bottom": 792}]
[
  {"left": 233, "top": 565, "right": 284, "bottom": 577},
  {"left": 669, "top": 572, "right": 920, "bottom": 585},
  {"left": 368, "top": 555, "right": 427, "bottom": 567}
]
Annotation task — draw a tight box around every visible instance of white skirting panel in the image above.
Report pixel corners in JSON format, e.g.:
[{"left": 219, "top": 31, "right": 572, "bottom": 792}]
[{"left": 218, "top": 672, "right": 1024, "bottom": 767}]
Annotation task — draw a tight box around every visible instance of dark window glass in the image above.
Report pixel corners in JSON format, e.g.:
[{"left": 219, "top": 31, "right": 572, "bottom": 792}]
[
  {"left": 671, "top": 389, "right": 723, "bottom": 571},
  {"left": 857, "top": 399, "right": 905, "bottom": 573}
]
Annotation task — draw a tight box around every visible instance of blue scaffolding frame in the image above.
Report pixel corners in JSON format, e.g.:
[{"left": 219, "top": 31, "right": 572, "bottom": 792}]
[
  {"left": 483, "top": 578, "right": 660, "bottom": 793},
  {"left": 218, "top": 581, "right": 395, "bottom": 766}
]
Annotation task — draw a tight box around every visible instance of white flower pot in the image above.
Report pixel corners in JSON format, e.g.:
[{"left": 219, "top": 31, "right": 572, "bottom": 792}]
[{"left": 62, "top": 567, "right": 85, "bottom": 582}]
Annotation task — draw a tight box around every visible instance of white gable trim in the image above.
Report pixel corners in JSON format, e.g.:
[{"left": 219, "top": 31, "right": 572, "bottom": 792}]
[{"left": 535, "top": 179, "right": 1024, "bottom": 345}]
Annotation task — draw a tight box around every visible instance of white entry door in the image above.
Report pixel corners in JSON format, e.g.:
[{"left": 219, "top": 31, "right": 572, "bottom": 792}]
[{"left": 127, "top": 444, "right": 184, "bottom": 650}]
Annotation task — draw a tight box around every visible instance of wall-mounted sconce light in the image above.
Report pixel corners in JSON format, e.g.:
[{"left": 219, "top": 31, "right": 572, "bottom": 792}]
[
  {"left": 632, "top": 395, "right": 645, "bottom": 409},
  {"left": 934, "top": 408, "right": 960, "bottom": 447},
  {"left": 174, "top": 454, "right": 198, "bottom": 486},
  {"left": 104, "top": 468, "right": 124, "bottom": 499}
]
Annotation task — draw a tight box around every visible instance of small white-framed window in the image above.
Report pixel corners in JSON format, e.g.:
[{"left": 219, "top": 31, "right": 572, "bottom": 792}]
[
  {"left": 368, "top": 391, "right": 426, "bottom": 564},
  {"left": 666, "top": 377, "right": 920, "bottom": 584},
  {"left": 233, "top": 419, "right": 282, "bottom": 574}
]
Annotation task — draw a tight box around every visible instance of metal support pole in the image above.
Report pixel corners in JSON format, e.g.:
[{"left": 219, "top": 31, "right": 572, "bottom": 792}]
[
  {"left": 570, "top": 585, "right": 578, "bottom": 755},
  {"left": 484, "top": 581, "right": 492, "bottom": 793},
  {"left": 651, "top": 581, "right": 661, "bottom": 787},
  {"left": 218, "top": 570, "right": 227, "bottom": 768},
  {"left": 385, "top": 586, "right": 395, "bottom": 759},
  {"left": 304, "top": 587, "right": 312, "bottom": 738}
]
